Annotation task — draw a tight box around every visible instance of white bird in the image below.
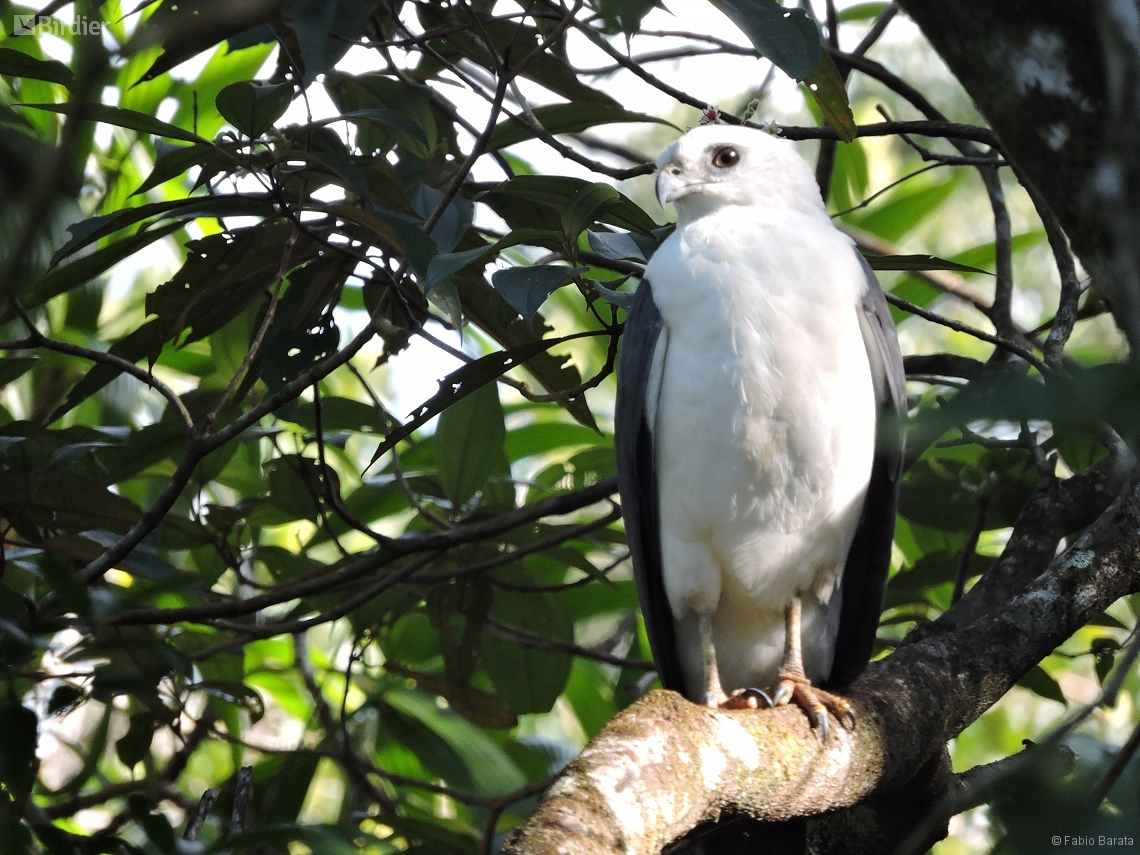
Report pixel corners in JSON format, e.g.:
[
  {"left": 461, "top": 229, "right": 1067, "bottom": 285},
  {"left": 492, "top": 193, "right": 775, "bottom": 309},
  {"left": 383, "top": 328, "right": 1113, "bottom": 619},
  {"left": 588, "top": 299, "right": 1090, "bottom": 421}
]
[{"left": 615, "top": 124, "right": 906, "bottom": 737}]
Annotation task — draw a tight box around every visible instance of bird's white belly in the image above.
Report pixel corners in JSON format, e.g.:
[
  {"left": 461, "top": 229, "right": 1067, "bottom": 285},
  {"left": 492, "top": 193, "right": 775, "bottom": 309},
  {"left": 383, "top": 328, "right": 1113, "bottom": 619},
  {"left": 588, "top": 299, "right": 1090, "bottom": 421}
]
[{"left": 646, "top": 224, "right": 877, "bottom": 695}]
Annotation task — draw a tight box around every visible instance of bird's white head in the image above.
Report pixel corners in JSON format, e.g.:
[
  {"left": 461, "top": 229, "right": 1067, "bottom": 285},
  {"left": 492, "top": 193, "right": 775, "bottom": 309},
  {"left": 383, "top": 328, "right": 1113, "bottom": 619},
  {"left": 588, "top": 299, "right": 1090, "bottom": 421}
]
[{"left": 655, "top": 125, "right": 825, "bottom": 227}]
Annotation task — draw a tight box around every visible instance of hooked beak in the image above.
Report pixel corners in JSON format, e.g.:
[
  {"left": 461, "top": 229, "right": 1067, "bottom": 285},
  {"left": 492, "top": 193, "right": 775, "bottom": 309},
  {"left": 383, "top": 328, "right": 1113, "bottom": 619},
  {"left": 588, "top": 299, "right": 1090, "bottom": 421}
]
[{"left": 656, "top": 160, "right": 694, "bottom": 206}]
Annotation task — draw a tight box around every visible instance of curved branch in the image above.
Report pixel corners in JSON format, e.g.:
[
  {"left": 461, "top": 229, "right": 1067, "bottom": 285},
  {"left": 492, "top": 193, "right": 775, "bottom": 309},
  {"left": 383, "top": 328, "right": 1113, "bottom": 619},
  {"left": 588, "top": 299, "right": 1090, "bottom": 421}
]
[{"left": 502, "top": 473, "right": 1140, "bottom": 854}]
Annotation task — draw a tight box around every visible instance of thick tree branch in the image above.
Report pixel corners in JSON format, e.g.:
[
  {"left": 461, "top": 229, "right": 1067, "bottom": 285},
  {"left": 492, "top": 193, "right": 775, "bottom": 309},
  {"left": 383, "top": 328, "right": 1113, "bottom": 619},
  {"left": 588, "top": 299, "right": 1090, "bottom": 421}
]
[
  {"left": 502, "top": 472, "right": 1140, "bottom": 854},
  {"left": 891, "top": 1, "right": 1140, "bottom": 353}
]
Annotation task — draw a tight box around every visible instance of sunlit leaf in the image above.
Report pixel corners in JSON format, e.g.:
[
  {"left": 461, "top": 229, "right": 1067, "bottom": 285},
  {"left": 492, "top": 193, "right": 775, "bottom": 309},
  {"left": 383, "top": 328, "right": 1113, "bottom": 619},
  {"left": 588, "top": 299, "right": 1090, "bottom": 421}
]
[
  {"left": 215, "top": 81, "right": 293, "bottom": 137},
  {"left": 803, "top": 51, "right": 855, "bottom": 142},
  {"left": 16, "top": 102, "right": 207, "bottom": 144},
  {"left": 0, "top": 47, "right": 74, "bottom": 88}
]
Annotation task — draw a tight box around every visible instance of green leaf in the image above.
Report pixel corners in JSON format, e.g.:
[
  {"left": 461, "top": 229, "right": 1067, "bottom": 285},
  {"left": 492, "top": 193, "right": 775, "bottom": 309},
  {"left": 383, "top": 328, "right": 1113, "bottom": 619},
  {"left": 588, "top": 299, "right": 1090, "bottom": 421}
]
[
  {"left": 486, "top": 102, "right": 671, "bottom": 150},
  {"left": 948, "top": 231, "right": 1047, "bottom": 273},
  {"left": 565, "top": 660, "right": 617, "bottom": 738},
  {"left": 455, "top": 275, "right": 600, "bottom": 430},
  {"left": 829, "top": 137, "right": 869, "bottom": 211},
  {"left": 595, "top": 0, "right": 661, "bottom": 34},
  {"left": 504, "top": 421, "right": 607, "bottom": 460},
  {"left": 260, "top": 316, "right": 341, "bottom": 395},
  {"left": 131, "top": 142, "right": 218, "bottom": 196},
  {"left": 716, "top": 0, "right": 822, "bottom": 81},
  {"left": 479, "top": 175, "right": 658, "bottom": 236},
  {"left": 424, "top": 228, "right": 571, "bottom": 293},
  {"left": 847, "top": 175, "right": 959, "bottom": 243},
  {"left": 491, "top": 265, "right": 587, "bottom": 322},
  {"left": 264, "top": 456, "right": 322, "bottom": 522},
  {"left": 292, "top": 397, "right": 383, "bottom": 433},
  {"left": 587, "top": 230, "right": 657, "bottom": 263},
  {"left": 0, "top": 470, "right": 143, "bottom": 534},
  {"left": 435, "top": 382, "right": 507, "bottom": 507},
  {"left": 0, "top": 48, "right": 75, "bottom": 88},
  {"left": 125, "top": 0, "right": 282, "bottom": 83},
  {"left": 215, "top": 81, "right": 294, "bottom": 137},
  {"left": 197, "top": 681, "right": 266, "bottom": 724},
  {"left": 803, "top": 51, "right": 855, "bottom": 142},
  {"left": 481, "top": 584, "right": 574, "bottom": 715},
  {"left": 127, "top": 795, "right": 175, "bottom": 853},
  {"left": 368, "top": 338, "right": 560, "bottom": 467},
  {"left": 21, "top": 221, "right": 184, "bottom": 311},
  {"left": 863, "top": 253, "right": 991, "bottom": 275},
  {"left": 16, "top": 102, "right": 207, "bottom": 144},
  {"left": 251, "top": 753, "right": 321, "bottom": 825},
  {"left": 0, "top": 357, "right": 37, "bottom": 386},
  {"left": 425, "top": 245, "right": 497, "bottom": 294},
  {"left": 115, "top": 713, "right": 156, "bottom": 769},
  {"left": 281, "top": 0, "right": 379, "bottom": 83},
  {"left": 48, "top": 195, "right": 276, "bottom": 268},
  {"left": 380, "top": 686, "right": 526, "bottom": 796},
  {"left": 389, "top": 666, "right": 518, "bottom": 729},
  {"left": 838, "top": 3, "right": 890, "bottom": 22},
  {"left": 1018, "top": 665, "right": 1066, "bottom": 705},
  {"left": 562, "top": 183, "right": 621, "bottom": 241}
]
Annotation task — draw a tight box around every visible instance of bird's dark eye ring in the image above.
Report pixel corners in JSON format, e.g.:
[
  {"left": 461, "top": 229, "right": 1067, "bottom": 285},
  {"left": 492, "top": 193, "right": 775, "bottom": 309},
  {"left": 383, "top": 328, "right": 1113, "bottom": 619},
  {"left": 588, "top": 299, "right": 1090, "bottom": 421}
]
[{"left": 712, "top": 146, "right": 739, "bottom": 168}]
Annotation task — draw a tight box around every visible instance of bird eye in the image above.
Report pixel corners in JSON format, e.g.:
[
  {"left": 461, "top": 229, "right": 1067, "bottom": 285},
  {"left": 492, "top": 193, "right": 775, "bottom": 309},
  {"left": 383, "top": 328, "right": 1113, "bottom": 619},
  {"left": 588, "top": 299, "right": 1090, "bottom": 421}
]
[{"left": 712, "top": 146, "right": 739, "bottom": 168}]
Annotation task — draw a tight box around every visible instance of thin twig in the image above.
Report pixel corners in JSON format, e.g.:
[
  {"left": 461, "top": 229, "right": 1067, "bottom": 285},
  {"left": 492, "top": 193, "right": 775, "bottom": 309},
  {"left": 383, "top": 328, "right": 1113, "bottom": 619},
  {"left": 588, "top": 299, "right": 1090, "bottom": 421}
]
[
  {"left": 776, "top": 119, "right": 1000, "bottom": 148},
  {"left": 229, "top": 767, "right": 253, "bottom": 835},
  {"left": 415, "top": 504, "right": 623, "bottom": 584},
  {"left": 952, "top": 495, "right": 989, "bottom": 604},
  {"left": 183, "top": 787, "right": 220, "bottom": 841},
  {"left": 1089, "top": 715, "right": 1140, "bottom": 806},
  {"left": 831, "top": 163, "right": 943, "bottom": 218},
  {"left": 7, "top": 300, "right": 195, "bottom": 436},
  {"left": 1024, "top": 182, "right": 1086, "bottom": 367},
  {"left": 484, "top": 616, "right": 654, "bottom": 670},
  {"left": 884, "top": 292, "right": 1049, "bottom": 374},
  {"left": 851, "top": 2, "right": 898, "bottom": 58},
  {"left": 110, "top": 477, "right": 619, "bottom": 627}
]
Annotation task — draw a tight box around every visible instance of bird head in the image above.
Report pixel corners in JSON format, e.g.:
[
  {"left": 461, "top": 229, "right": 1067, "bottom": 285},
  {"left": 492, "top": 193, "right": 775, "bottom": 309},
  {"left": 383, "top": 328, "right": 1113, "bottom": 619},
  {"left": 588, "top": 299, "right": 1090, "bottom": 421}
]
[{"left": 655, "top": 125, "right": 825, "bottom": 226}]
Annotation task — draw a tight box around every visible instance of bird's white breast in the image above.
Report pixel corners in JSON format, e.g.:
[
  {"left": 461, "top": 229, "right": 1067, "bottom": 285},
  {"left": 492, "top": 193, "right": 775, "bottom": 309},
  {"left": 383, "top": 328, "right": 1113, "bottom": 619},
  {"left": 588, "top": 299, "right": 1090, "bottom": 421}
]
[{"left": 645, "top": 206, "right": 877, "bottom": 694}]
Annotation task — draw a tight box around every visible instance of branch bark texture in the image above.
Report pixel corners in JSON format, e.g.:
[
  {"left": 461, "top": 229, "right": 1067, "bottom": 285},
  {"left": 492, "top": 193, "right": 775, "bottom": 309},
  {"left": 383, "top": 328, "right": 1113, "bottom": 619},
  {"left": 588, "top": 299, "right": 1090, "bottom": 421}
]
[
  {"left": 894, "top": 0, "right": 1140, "bottom": 348},
  {"left": 502, "top": 473, "right": 1140, "bottom": 854}
]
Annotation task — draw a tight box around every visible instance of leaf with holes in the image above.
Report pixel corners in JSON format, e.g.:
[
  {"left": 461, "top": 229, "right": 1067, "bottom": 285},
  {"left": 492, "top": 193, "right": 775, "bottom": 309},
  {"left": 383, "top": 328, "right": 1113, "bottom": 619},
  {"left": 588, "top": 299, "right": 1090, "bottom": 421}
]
[
  {"left": 715, "top": 0, "right": 822, "bottom": 81},
  {"left": 803, "top": 50, "right": 855, "bottom": 142}
]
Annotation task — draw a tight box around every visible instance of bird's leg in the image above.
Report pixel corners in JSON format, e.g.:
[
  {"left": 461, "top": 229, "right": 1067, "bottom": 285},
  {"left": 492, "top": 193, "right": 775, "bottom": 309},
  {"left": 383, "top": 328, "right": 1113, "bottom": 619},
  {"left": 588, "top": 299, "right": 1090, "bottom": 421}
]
[
  {"left": 699, "top": 613, "right": 729, "bottom": 707},
  {"left": 767, "top": 596, "right": 856, "bottom": 741}
]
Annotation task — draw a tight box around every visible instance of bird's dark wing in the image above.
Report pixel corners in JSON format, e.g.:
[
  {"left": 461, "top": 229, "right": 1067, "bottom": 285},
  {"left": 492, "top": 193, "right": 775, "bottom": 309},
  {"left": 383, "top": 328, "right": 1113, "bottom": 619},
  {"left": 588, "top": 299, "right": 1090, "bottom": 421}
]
[
  {"left": 828, "top": 256, "right": 908, "bottom": 687},
  {"left": 615, "top": 279, "right": 687, "bottom": 694}
]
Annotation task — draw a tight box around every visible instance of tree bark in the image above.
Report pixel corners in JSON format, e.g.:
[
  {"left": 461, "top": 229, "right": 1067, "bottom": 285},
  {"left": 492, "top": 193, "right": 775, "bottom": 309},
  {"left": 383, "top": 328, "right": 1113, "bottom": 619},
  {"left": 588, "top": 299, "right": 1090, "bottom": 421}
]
[
  {"left": 895, "top": 0, "right": 1140, "bottom": 350},
  {"left": 502, "top": 470, "right": 1140, "bottom": 854}
]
